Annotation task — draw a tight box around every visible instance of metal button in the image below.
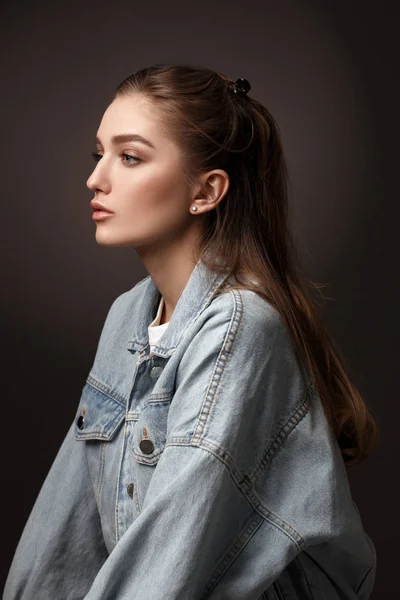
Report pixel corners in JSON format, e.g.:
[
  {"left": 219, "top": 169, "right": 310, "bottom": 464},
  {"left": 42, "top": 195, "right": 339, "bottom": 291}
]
[
  {"left": 77, "top": 415, "right": 84, "bottom": 429},
  {"left": 127, "top": 483, "right": 134, "bottom": 498},
  {"left": 139, "top": 439, "right": 155, "bottom": 454},
  {"left": 150, "top": 366, "right": 163, "bottom": 379}
]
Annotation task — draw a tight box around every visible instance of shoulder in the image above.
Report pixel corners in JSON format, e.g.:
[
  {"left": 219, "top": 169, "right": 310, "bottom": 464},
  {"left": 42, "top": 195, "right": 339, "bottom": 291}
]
[
  {"left": 196, "top": 287, "right": 290, "bottom": 352},
  {"left": 177, "top": 287, "right": 308, "bottom": 399},
  {"left": 171, "top": 287, "right": 314, "bottom": 483},
  {"left": 215, "top": 288, "right": 304, "bottom": 374}
]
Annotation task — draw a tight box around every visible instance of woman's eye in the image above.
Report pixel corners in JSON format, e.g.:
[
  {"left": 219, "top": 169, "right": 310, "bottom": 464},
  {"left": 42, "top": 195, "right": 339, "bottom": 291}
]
[
  {"left": 90, "top": 152, "right": 141, "bottom": 166},
  {"left": 120, "top": 153, "right": 141, "bottom": 165}
]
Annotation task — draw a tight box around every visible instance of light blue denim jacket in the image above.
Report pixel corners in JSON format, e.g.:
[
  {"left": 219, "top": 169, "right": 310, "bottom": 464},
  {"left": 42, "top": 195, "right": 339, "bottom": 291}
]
[{"left": 3, "top": 256, "right": 376, "bottom": 600}]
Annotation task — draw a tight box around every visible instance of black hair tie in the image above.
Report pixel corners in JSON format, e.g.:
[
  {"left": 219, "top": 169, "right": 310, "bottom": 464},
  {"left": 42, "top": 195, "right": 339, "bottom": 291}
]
[{"left": 231, "top": 77, "right": 251, "bottom": 97}]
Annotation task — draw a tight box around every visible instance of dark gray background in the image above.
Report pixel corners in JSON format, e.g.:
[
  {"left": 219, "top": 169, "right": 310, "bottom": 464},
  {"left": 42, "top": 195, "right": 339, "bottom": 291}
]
[{"left": 1, "top": 0, "right": 397, "bottom": 596}]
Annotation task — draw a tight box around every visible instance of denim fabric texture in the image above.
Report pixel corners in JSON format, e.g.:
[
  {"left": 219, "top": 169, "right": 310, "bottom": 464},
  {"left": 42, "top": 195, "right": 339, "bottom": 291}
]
[{"left": 3, "top": 254, "right": 377, "bottom": 599}]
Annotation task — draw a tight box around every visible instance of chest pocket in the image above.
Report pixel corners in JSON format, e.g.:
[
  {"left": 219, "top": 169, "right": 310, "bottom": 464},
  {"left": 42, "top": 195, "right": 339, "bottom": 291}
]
[
  {"left": 131, "top": 393, "right": 173, "bottom": 466},
  {"left": 74, "top": 378, "right": 126, "bottom": 441}
]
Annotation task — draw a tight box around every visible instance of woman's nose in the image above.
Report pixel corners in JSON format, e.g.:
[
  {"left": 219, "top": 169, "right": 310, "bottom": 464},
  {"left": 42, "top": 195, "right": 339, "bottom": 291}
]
[
  {"left": 86, "top": 170, "right": 104, "bottom": 192},
  {"left": 86, "top": 174, "right": 96, "bottom": 191},
  {"left": 86, "top": 158, "right": 111, "bottom": 194}
]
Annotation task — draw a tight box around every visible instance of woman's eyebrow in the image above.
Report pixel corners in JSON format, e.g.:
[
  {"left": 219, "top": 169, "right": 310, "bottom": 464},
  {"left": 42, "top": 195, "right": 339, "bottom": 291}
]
[{"left": 95, "top": 133, "right": 156, "bottom": 150}]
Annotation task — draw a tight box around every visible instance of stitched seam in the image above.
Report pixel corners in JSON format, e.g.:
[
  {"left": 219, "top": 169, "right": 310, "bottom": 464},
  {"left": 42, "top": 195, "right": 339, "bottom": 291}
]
[
  {"left": 165, "top": 440, "right": 304, "bottom": 550},
  {"left": 177, "top": 272, "right": 232, "bottom": 342},
  {"left": 176, "top": 396, "right": 311, "bottom": 485},
  {"left": 146, "top": 392, "right": 173, "bottom": 404},
  {"left": 114, "top": 420, "right": 128, "bottom": 544},
  {"left": 200, "top": 511, "right": 265, "bottom": 598},
  {"left": 95, "top": 442, "right": 107, "bottom": 509},
  {"left": 74, "top": 399, "right": 125, "bottom": 440},
  {"left": 125, "top": 414, "right": 139, "bottom": 421},
  {"left": 132, "top": 452, "right": 163, "bottom": 465},
  {"left": 134, "top": 483, "right": 142, "bottom": 514},
  {"left": 192, "top": 290, "right": 243, "bottom": 443},
  {"left": 174, "top": 391, "right": 311, "bottom": 491},
  {"left": 86, "top": 375, "right": 127, "bottom": 407},
  {"left": 250, "top": 387, "right": 313, "bottom": 481},
  {"left": 75, "top": 428, "right": 123, "bottom": 439}
]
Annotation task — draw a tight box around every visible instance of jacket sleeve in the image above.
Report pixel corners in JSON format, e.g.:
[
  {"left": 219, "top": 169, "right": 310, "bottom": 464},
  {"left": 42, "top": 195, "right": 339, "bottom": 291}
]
[
  {"left": 80, "top": 290, "right": 347, "bottom": 600},
  {"left": 2, "top": 421, "right": 109, "bottom": 600}
]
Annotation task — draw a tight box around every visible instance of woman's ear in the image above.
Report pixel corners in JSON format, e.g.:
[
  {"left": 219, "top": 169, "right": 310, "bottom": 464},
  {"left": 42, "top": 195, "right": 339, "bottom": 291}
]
[{"left": 191, "top": 170, "right": 230, "bottom": 215}]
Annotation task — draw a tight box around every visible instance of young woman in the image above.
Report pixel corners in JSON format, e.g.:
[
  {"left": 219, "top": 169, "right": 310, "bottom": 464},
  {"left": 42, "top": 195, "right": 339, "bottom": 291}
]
[{"left": 4, "top": 63, "right": 378, "bottom": 600}]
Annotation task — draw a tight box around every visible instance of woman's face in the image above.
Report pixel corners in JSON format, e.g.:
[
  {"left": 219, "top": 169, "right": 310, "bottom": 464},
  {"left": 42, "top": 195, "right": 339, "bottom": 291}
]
[{"left": 86, "top": 94, "right": 198, "bottom": 251}]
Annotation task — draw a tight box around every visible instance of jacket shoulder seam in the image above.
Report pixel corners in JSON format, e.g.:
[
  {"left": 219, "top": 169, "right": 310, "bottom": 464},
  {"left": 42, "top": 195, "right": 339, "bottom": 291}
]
[
  {"left": 165, "top": 439, "right": 305, "bottom": 551},
  {"left": 191, "top": 289, "right": 243, "bottom": 444},
  {"left": 250, "top": 381, "right": 314, "bottom": 481}
]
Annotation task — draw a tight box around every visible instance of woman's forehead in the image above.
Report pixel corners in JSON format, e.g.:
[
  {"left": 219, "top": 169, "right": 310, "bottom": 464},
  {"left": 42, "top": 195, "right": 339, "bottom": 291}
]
[
  {"left": 97, "top": 96, "right": 173, "bottom": 151},
  {"left": 101, "top": 95, "right": 157, "bottom": 131}
]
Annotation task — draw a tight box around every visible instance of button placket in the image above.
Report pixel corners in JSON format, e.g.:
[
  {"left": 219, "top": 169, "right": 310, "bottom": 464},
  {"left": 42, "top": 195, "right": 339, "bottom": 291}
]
[{"left": 116, "top": 421, "right": 136, "bottom": 543}]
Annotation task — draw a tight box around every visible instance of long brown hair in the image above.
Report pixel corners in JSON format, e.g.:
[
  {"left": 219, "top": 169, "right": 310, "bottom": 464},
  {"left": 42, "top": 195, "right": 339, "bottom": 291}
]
[{"left": 113, "top": 62, "right": 379, "bottom": 469}]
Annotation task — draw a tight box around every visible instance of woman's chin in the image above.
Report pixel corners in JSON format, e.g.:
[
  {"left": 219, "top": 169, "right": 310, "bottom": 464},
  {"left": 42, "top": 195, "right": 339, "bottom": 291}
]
[{"left": 94, "top": 230, "right": 139, "bottom": 248}]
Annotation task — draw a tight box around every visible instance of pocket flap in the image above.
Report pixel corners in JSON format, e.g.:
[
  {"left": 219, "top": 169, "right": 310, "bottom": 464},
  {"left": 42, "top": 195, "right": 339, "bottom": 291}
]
[{"left": 74, "top": 380, "right": 126, "bottom": 441}]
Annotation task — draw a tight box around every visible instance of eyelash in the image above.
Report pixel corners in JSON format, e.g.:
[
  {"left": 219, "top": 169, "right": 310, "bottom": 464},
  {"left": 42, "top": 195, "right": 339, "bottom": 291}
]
[{"left": 91, "top": 152, "right": 141, "bottom": 166}]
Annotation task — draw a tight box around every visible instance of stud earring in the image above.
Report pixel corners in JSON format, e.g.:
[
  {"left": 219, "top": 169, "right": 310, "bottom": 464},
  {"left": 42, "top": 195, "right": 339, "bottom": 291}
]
[{"left": 191, "top": 206, "right": 198, "bottom": 212}]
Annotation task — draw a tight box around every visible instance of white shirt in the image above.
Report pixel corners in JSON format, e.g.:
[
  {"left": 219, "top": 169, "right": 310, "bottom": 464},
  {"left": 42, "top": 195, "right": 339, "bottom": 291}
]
[{"left": 148, "top": 296, "right": 169, "bottom": 353}]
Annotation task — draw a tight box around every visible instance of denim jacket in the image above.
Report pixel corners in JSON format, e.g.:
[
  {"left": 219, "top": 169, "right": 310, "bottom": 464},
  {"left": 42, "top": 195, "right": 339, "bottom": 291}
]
[{"left": 3, "top": 256, "right": 376, "bottom": 600}]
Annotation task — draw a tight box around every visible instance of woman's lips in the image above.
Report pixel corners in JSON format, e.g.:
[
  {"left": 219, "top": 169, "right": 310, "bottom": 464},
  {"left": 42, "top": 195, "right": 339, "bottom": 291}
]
[{"left": 92, "top": 210, "right": 114, "bottom": 220}]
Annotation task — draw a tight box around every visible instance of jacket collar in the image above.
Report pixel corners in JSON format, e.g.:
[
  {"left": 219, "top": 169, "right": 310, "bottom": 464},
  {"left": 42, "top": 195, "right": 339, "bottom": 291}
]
[{"left": 127, "top": 252, "right": 230, "bottom": 358}]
